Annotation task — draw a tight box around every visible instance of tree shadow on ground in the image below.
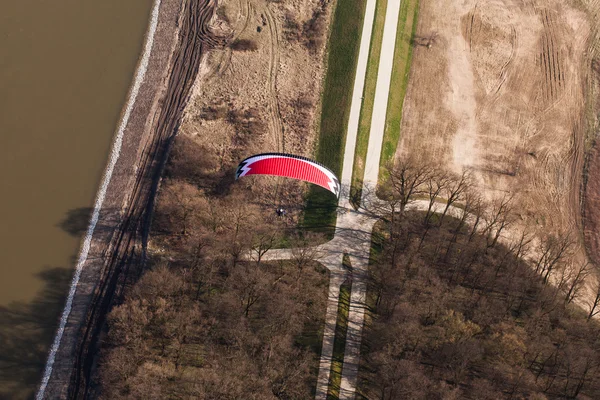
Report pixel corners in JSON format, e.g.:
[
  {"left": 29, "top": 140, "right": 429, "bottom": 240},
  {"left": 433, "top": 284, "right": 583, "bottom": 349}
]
[
  {"left": 57, "top": 207, "right": 94, "bottom": 236},
  {"left": 57, "top": 207, "right": 119, "bottom": 237},
  {"left": 0, "top": 266, "right": 72, "bottom": 400},
  {"left": 166, "top": 135, "right": 237, "bottom": 197}
]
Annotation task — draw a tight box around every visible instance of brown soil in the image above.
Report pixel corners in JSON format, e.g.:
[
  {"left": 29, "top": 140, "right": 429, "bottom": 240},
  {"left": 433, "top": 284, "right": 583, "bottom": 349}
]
[
  {"left": 584, "top": 146, "right": 600, "bottom": 266},
  {"left": 172, "top": 0, "right": 333, "bottom": 216},
  {"left": 582, "top": 0, "right": 600, "bottom": 269},
  {"left": 398, "top": 0, "right": 595, "bottom": 254}
]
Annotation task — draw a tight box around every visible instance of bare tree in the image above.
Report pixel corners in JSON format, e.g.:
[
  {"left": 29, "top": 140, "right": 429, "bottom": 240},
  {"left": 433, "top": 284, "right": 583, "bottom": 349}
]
[
  {"left": 202, "top": 197, "right": 228, "bottom": 233},
  {"left": 158, "top": 180, "right": 205, "bottom": 236},
  {"left": 419, "top": 169, "right": 448, "bottom": 248},
  {"left": 439, "top": 169, "right": 472, "bottom": 227},
  {"left": 564, "top": 261, "right": 592, "bottom": 304},
  {"left": 587, "top": 280, "right": 600, "bottom": 321},
  {"left": 534, "top": 233, "right": 574, "bottom": 285},
  {"left": 290, "top": 234, "right": 323, "bottom": 280},
  {"left": 234, "top": 267, "right": 269, "bottom": 317},
  {"left": 250, "top": 228, "right": 279, "bottom": 265},
  {"left": 443, "top": 192, "right": 477, "bottom": 263},
  {"left": 385, "top": 157, "right": 433, "bottom": 214},
  {"left": 483, "top": 195, "right": 513, "bottom": 248},
  {"left": 467, "top": 195, "right": 486, "bottom": 243},
  {"left": 513, "top": 229, "right": 534, "bottom": 264}
]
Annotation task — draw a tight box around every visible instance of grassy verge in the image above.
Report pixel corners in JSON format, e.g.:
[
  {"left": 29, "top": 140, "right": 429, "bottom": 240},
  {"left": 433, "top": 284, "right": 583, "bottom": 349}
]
[
  {"left": 350, "top": 0, "right": 389, "bottom": 208},
  {"left": 295, "top": 263, "right": 331, "bottom": 396},
  {"left": 355, "top": 221, "right": 385, "bottom": 399},
  {"left": 327, "top": 277, "right": 352, "bottom": 400},
  {"left": 378, "top": 0, "right": 419, "bottom": 183},
  {"left": 303, "top": 0, "right": 368, "bottom": 231}
]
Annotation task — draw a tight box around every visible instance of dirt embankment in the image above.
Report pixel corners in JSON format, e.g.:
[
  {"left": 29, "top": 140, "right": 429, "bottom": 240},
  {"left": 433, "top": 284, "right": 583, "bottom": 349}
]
[
  {"left": 584, "top": 147, "right": 600, "bottom": 266},
  {"left": 581, "top": 0, "right": 600, "bottom": 270},
  {"left": 41, "top": 0, "right": 220, "bottom": 398}
]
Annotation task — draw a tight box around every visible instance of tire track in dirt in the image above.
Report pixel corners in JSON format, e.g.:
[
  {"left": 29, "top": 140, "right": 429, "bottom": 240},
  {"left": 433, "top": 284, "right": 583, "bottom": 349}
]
[
  {"left": 581, "top": 0, "right": 600, "bottom": 268},
  {"left": 494, "top": 26, "right": 517, "bottom": 94},
  {"left": 463, "top": 3, "right": 516, "bottom": 99},
  {"left": 67, "top": 1, "right": 219, "bottom": 398},
  {"left": 539, "top": 8, "right": 563, "bottom": 103},
  {"left": 464, "top": 2, "right": 478, "bottom": 52},
  {"left": 264, "top": 4, "right": 285, "bottom": 153},
  {"left": 206, "top": 0, "right": 250, "bottom": 81}
]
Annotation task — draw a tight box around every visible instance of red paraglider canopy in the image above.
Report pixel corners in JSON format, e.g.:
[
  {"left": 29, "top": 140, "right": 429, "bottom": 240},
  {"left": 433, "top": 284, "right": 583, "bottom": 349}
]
[{"left": 236, "top": 153, "right": 341, "bottom": 198}]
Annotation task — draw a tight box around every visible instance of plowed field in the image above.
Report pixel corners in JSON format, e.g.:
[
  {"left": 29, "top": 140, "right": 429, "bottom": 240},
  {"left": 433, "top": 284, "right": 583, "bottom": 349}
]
[{"left": 398, "top": 0, "right": 592, "bottom": 248}]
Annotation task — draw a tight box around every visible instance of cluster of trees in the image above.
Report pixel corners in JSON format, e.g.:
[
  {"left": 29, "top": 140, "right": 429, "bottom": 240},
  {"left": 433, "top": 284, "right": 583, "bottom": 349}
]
[
  {"left": 97, "top": 0, "right": 337, "bottom": 395},
  {"left": 359, "top": 158, "right": 600, "bottom": 399},
  {"left": 97, "top": 137, "right": 329, "bottom": 399}
]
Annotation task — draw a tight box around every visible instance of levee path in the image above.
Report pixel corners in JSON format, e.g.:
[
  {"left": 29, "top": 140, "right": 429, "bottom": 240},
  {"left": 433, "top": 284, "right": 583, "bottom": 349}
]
[{"left": 38, "top": 0, "right": 220, "bottom": 398}]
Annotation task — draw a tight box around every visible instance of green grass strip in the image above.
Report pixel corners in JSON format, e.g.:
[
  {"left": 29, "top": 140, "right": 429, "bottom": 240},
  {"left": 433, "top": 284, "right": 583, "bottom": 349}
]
[
  {"left": 303, "top": 0, "right": 368, "bottom": 231},
  {"left": 327, "top": 278, "right": 352, "bottom": 400},
  {"left": 379, "top": 0, "right": 420, "bottom": 183},
  {"left": 355, "top": 224, "right": 385, "bottom": 399},
  {"left": 350, "top": 0, "right": 389, "bottom": 208}
]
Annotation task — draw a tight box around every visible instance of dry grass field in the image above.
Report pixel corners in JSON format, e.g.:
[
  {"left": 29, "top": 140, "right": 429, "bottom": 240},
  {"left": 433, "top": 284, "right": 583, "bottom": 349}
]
[
  {"left": 397, "top": 0, "right": 596, "bottom": 252},
  {"left": 173, "top": 0, "right": 333, "bottom": 219}
]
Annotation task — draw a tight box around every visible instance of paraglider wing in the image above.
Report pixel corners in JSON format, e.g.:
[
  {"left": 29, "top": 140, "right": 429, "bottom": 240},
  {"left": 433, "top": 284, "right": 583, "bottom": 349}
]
[{"left": 236, "top": 153, "right": 341, "bottom": 198}]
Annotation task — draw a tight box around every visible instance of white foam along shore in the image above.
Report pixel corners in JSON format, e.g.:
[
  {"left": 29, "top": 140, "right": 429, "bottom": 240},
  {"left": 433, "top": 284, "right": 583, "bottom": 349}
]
[{"left": 36, "top": 0, "right": 162, "bottom": 398}]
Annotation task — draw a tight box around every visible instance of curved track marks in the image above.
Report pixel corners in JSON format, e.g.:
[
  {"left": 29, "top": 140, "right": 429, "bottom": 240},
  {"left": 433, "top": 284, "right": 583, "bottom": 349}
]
[
  {"left": 205, "top": 0, "right": 249, "bottom": 81},
  {"left": 539, "top": 8, "right": 564, "bottom": 103},
  {"left": 68, "top": 1, "right": 218, "bottom": 398},
  {"left": 264, "top": 5, "right": 285, "bottom": 153}
]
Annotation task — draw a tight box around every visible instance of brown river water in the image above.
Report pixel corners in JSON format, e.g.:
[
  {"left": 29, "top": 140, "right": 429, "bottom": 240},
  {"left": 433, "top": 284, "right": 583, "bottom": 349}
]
[{"left": 0, "top": 0, "right": 152, "bottom": 397}]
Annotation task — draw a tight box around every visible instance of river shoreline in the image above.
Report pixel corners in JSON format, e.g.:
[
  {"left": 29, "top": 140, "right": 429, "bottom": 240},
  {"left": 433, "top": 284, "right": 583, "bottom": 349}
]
[{"left": 38, "top": 0, "right": 185, "bottom": 397}]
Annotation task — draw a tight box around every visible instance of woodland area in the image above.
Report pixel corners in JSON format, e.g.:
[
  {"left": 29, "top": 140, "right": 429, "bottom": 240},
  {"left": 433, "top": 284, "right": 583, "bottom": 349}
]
[
  {"left": 95, "top": 0, "right": 339, "bottom": 395},
  {"left": 359, "top": 159, "right": 600, "bottom": 399},
  {"left": 96, "top": 138, "right": 329, "bottom": 399}
]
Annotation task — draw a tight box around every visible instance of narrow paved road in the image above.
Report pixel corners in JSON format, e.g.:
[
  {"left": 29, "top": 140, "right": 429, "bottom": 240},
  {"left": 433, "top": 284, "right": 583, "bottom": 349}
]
[
  {"left": 362, "top": 0, "right": 402, "bottom": 190},
  {"left": 257, "top": 0, "right": 404, "bottom": 399},
  {"left": 340, "top": 0, "right": 403, "bottom": 398}
]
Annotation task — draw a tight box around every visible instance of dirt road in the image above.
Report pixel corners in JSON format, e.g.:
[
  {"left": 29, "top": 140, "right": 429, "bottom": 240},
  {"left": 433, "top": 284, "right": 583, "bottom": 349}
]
[{"left": 38, "top": 0, "right": 219, "bottom": 398}]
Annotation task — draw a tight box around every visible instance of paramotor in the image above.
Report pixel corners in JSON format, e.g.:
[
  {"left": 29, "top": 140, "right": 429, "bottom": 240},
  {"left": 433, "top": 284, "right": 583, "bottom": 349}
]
[{"left": 236, "top": 153, "right": 341, "bottom": 198}]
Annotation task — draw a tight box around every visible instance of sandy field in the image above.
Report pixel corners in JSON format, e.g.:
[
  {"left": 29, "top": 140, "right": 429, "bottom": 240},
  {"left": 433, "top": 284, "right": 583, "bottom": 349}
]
[{"left": 398, "top": 0, "right": 597, "bottom": 251}]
